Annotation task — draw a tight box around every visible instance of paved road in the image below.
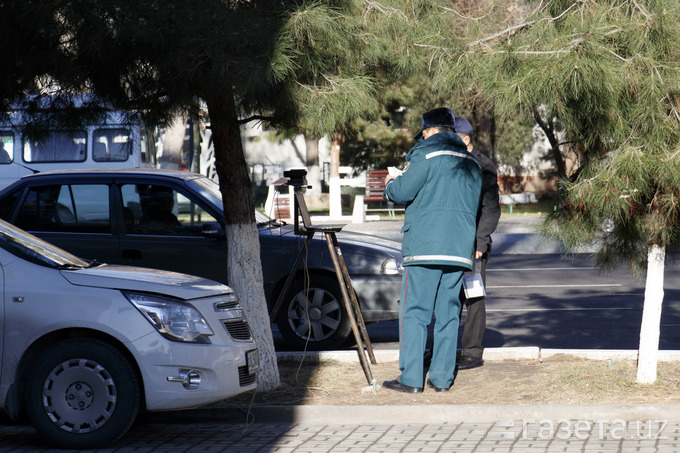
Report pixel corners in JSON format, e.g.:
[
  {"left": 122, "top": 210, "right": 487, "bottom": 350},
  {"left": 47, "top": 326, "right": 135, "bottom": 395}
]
[
  {"left": 277, "top": 252, "right": 680, "bottom": 352},
  {"left": 338, "top": 218, "right": 680, "bottom": 351},
  {"left": 3, "top": 416, "right": 680, "bottom": 452}
]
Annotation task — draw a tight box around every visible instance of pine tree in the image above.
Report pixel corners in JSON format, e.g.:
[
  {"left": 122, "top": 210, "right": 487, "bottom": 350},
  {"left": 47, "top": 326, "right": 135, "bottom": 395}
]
[
  {"left": 439, "top": 0, "right": 680, "bottom": 383},
  {"left": 2, "top": 0, "right": 439, "bottom": 389}
]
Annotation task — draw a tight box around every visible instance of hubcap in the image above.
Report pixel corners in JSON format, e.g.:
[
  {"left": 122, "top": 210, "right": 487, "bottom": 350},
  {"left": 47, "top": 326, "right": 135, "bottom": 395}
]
[
  {"left": 287, "top": 287, "right": 342, "bottom": 342},
  {"left": 65, "top": 381, "right": 95, "bottom": 410},
  {"left": 42, "top": 358, "right": 117, "bottom": 433}
]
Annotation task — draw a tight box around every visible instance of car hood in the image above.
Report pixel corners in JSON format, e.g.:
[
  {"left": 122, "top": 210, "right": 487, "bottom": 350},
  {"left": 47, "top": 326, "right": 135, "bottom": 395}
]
[
  {"left": 336, "top": 230, "right": 402, "bottom": 254},
  {"left": 60, "top": 264, "right": 231, "bottom": 300},
  {"left": 269, "top": 224, "right": 402, "bottom": 256}
]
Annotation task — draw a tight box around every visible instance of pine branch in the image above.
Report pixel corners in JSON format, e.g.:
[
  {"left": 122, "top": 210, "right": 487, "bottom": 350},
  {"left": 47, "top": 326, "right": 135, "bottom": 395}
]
[
  {"left": 238, "top": 115, "right": 273, "bottom": 125},
  {"left": 631, "top": 0, "right": 652, "bottom": 20},
  {"left": 436, "top": 4, "right": 486, "bottom": 21},
  {"left": 362, "top": 1, "right": 407, "bottom": 20},
  {"left": 467, "top": 21, "right": 535, "bottom": 47},
  {"left": 466, "top": 1, "right": 581, "bottom": 47},
  {"left": 662, "top": 148, "right": 680, "bottom": 162}
]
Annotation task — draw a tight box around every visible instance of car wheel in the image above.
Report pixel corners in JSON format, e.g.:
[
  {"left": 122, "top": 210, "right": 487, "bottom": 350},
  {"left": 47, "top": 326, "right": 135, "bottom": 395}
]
[
  {"left": 276, "top": 275, "right": 352, "bottom": 350},
  {"left": 24, "top": 338, "right": 141, "bottom": 449}
]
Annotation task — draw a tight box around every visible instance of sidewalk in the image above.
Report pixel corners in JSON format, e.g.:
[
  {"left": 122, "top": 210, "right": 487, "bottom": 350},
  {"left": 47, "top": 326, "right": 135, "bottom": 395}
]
[{"left": 6, "top": 415, "right": 679, "bottom": 452}]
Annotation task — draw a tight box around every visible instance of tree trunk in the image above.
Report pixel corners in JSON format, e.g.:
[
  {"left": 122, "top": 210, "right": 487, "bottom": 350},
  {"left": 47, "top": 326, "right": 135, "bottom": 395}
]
[
  {"left": 304, "top": 135, "right": 322, "bottom": 194},
  {"left": 472, "top": 104, "right": 496, "bottom": 162},
  {"left": 329, "top": 133, "right": 342, "bottom": 218},
  {"left": 532, "top": 107, "right": 567, "bottom": 179},
  {"left": 636, "top": 243, "right": 665, "bottom": 384},
  {"left": 159, "top": 114, "right": 186, "bottom": 170},
  {"left": 206, "top": 92, "right": 280, "bottom": 391}
]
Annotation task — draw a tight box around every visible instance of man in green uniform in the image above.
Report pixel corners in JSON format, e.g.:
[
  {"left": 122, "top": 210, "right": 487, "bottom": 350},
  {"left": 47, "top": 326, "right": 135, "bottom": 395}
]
[{"left": 382, "top": 107, "right": 482, "bottom": 393}]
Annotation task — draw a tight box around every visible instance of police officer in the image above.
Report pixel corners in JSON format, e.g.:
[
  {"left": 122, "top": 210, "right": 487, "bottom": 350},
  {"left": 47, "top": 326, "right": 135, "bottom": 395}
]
[
  {"left": 454, "top": 116, "right": 501, "bottom": 370},
  {"left": 382, "top": 107, "right": 482, "bottom": 393}
]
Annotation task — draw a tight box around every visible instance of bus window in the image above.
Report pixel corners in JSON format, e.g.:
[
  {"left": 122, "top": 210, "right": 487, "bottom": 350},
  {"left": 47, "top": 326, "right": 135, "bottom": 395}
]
[
  {"left": 140, "top": 129, "right": 158, "bottom": 166},
  {"left": 23, "top": 131, "right": 87, "bottom": 163},
  {"left": 0, "top": 132, "right": 12, "bottom": 163},
  {"left": 93, "top": 128, "right": 132, "bottom": 162}
]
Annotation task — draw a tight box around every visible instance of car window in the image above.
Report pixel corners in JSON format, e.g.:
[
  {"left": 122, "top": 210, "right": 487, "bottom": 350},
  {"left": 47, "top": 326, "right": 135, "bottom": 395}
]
[
  {"left": 120, "top": 183, "right": 218, "bottom": 236},
  {"left": 189, "top": 176, "right": 277, "bottom": 226},
  {"left": 15, "top": 184, "right": 111, "bottom": 233},
  {"left": 0, "top": 187, "right": 21, "bottom": 220},
  {"left": 0, "top": 131, "right": 13, "bottom": 163},
  {"left": 92, "top": 128, "right": 132, "bottom": 162},
  {"left": 23, "top": 131, "right": 87, "bottom": 163}
]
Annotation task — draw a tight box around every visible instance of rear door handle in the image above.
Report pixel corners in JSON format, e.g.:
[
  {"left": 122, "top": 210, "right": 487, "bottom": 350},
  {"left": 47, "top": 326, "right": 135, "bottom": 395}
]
[{"left": 122, "top": 249, "right": 143, "bottom": 260}]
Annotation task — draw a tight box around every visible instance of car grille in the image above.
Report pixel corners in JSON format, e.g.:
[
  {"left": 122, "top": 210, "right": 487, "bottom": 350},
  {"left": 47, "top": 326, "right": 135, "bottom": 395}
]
[
  {"left": 222, "top": 319, "right": 253, "bottom": 342},
  {"left": 214, "top": 299, "right": 239, "bottom": 310},
  {"left": 238, "top": 365, "right": 257, "bottom": 386},
  {"left": 214, "top": 296, "right": 253, "bottom": 342}
]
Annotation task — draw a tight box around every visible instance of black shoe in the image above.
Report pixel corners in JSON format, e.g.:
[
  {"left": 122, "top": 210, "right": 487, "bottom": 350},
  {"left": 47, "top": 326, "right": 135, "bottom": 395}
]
[
  {"left": 382, "top": 379, "right": 423, "bottom": 394},
  {"left": 426, "top": 379, "right": 452, "bottom": 392},
  {"left": 457, "top": 355, "right": 484, "bottom": 370}
]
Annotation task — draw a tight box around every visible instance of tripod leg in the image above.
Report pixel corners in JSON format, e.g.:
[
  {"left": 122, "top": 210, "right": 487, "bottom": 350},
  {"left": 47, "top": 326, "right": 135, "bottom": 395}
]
[
  {"left": 269, "top": 232, "right": 315, "bottom": 321},
  {"left": 324, "top": 232, "right": 373, "bottom": 385},
  {"left": 329, "top": 234, "right": 377, "bottom": 365}
]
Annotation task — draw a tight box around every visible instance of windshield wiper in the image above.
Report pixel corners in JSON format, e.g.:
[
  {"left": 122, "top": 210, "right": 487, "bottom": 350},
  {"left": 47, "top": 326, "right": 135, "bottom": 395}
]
[
  {"left": 257, "top": 219, "right": 281, "bottom": 228},
  {"left": 56, "top": 264, "right": 84, "bottom": 270}
]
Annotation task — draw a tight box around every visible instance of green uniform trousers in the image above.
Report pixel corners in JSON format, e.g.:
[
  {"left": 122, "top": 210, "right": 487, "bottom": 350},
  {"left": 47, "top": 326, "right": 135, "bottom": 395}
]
[{"left": 398, "top": 264, "right": 465, "bottom": 389}]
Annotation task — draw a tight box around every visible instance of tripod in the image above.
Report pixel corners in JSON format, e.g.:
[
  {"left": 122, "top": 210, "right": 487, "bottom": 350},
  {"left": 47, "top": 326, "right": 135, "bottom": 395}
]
[{"left": 269, "top": 176, "right": 376, "bottom": 385}]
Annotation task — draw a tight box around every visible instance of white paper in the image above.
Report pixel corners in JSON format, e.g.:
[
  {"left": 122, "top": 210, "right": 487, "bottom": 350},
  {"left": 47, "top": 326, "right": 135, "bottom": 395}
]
[
  {"left": 463, "top": 274, "right": 486, "bottom": 299},
  {"left": 387, "top": 166, "right": 403, "bottom": 177}
]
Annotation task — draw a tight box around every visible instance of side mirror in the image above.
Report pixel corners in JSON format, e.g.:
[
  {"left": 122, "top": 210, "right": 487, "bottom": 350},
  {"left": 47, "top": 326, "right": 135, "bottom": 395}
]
[{"left": 201, "top": 222, "right": 226, "bottom": 239}]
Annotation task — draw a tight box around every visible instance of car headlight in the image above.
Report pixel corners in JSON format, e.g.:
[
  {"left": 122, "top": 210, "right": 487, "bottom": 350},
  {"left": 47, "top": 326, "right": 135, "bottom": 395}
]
[
  {"left": 124, "top": 291, "right": 214, "bottom": 343},
  {"left": 381, "top": 257, "right": 403, "bottom": 275}
]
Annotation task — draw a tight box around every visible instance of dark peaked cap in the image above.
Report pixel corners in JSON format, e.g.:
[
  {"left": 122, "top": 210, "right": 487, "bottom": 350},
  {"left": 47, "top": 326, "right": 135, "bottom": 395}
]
[
  {"left": 414, "top": 107, "right": 456, "bottom": 139},
  {"left": 454, "top": 116, "right": 474, "bottom": 135}
]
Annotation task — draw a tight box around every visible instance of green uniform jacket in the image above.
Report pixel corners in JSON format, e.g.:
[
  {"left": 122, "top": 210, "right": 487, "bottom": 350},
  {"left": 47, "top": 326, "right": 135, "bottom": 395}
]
[{"left": 384, "top": 131, "right": 482, "bottom": 270}]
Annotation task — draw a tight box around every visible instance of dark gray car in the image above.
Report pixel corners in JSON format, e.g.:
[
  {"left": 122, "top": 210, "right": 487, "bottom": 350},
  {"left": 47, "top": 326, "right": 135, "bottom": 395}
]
[{"left": 0, "top": 168, "right": 402, "bottom": 350}]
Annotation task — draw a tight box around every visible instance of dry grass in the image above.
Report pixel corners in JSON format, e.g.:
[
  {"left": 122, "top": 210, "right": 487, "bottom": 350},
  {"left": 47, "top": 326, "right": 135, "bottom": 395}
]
[{"left": 219, "top": 357, "right": 680, "bottom": 408}]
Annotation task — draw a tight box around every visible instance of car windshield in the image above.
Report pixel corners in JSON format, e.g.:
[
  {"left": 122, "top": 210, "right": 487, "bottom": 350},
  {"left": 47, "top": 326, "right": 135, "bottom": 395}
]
[
  {"left": 189, "top": 176, "right": 278, "bottom": 225},
  {"left": 189, "top": 176, "right": 223, "bottom": 208},
  {"left": 0, "top": 219, "right": 89, "bottom": 269}
]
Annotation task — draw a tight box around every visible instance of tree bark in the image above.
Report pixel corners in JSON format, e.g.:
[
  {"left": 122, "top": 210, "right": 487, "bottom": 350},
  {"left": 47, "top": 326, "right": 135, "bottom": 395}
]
[
  {"left": 304, "top": 135, "right": 322, "bottom": 194},
  {"left": 636, "top": 243, "right": 665, "bottom": 384},
  {"left": 159, "top": 114, "right": 187, "bottom": 170},
  {"left": 532, "top": 107, "right": 567, "bottom": 179},
  {"left": 472, "top": 104, "right": 496, "bottom": 161},
  {"left": 329, "top": 133, "right": 342, "bottom": 218},
  {"left": 206, "top": 91, "right": 280, "bottom": 391}
]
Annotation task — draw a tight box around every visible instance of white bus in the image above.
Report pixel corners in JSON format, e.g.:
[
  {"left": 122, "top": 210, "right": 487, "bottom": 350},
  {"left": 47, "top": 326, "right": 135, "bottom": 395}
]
[{"left": 0, "top": 107, "right": 154, "bottom": 188}]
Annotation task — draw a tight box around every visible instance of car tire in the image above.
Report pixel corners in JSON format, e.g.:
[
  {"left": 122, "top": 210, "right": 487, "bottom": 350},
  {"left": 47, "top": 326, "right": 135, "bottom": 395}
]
[
  {"left": 275, "top": 275, "right": 352, "bottom": 350},
  {"left": 24, "top": 338, "right": 141, "bottom": 449}
]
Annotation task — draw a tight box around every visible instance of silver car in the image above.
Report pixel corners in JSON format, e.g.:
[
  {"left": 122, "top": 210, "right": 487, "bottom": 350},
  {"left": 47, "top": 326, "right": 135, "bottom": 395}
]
[{"left": 0, "top": 219, "right": 258, "bottom": 448}]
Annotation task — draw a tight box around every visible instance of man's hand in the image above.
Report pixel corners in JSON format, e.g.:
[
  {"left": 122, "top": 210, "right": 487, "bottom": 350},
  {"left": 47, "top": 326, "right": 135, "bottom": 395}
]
[
  {"left": 385, "top": 174, "right": 395, "bottom": 185},
  {"left": 475, "top": 251, "right": 484, "bottom": 259}
]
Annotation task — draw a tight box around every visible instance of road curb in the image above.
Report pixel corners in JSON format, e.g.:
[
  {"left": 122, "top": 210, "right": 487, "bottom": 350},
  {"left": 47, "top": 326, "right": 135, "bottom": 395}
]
[
  {"left": 541, "top": 349, "right": 680, "bottom": 362},
  {"left": 155, "top": 403, "right": 680, "bottom": 425},
  {"left": 252, "top": 403, "right": 680, "bottom": 424}
]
